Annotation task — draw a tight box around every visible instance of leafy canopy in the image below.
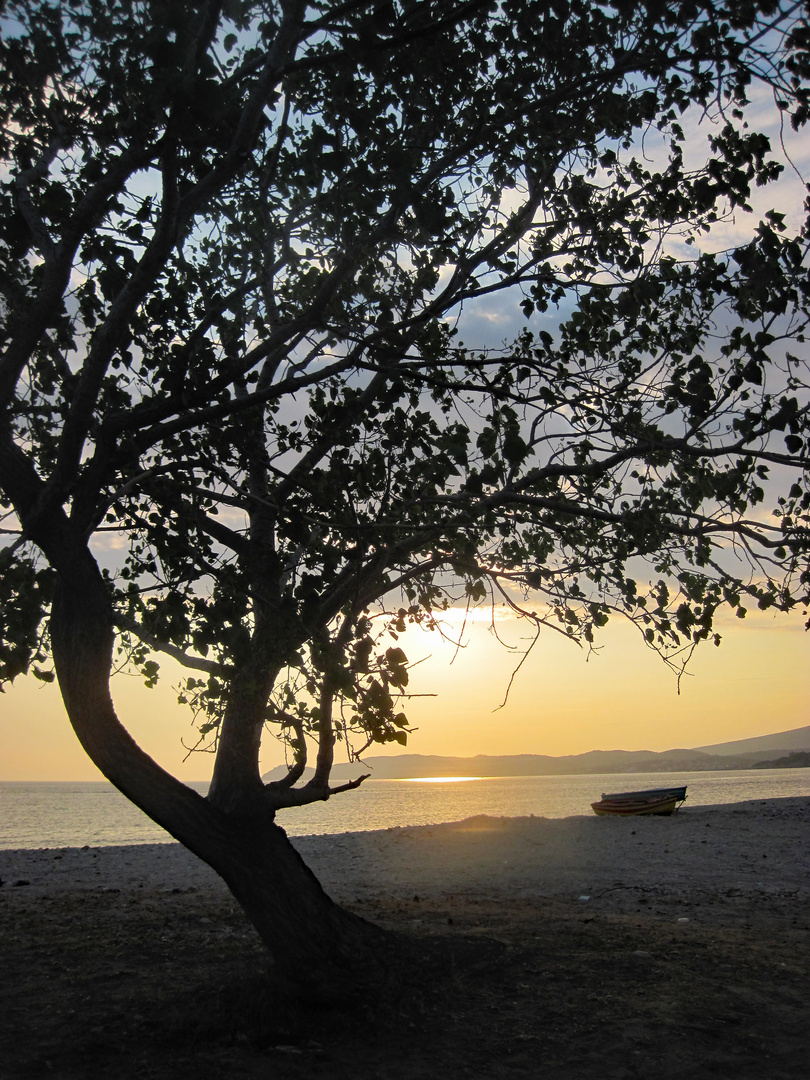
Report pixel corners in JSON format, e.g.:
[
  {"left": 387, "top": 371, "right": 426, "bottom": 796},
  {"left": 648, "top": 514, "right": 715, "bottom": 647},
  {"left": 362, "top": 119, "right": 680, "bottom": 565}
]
[{"left": 1, "top": 0, "right": 809, "bottom": 799}]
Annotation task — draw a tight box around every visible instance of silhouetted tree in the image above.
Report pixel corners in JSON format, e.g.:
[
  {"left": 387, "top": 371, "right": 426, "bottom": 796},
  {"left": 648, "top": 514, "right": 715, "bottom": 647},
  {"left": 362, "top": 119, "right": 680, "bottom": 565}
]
[{"left": 1, "top": 0, "right": 808, "bottom": 991}]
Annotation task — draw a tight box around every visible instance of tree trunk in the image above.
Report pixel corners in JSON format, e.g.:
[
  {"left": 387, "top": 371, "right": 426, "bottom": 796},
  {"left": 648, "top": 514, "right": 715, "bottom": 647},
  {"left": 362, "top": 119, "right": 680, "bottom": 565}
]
[
  {"left": 49, "top": 548, "right": 386, "bottom": 999},
  {"left": 208, "top": 808, "right": 387, "bottom": 1001}
]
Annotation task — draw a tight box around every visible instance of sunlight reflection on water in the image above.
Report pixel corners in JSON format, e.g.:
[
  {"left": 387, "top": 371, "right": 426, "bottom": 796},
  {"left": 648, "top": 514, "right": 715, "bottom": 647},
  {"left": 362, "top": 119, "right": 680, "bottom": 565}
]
[
  {"left": 402, "top": 776, "right": 484, "bottom": 783},
  {"left": 1, "top": 769, "right": 808, "bottom": 849}
]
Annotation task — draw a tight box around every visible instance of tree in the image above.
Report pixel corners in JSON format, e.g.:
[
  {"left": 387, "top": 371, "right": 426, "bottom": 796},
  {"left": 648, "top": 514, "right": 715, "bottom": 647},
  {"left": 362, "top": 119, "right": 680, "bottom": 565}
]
[{"left": 1, "top": 0, "right": 809, "bottom": 992}]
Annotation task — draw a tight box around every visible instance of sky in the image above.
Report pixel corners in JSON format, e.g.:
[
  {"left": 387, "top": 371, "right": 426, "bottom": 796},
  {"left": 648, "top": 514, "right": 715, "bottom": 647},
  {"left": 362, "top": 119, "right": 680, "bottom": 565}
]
[
  {"left": 1, "top": 24, "right": 809, "bottom": 782},
  {"left": 2, "top": 603, "right": 807, "bottom": 780}
]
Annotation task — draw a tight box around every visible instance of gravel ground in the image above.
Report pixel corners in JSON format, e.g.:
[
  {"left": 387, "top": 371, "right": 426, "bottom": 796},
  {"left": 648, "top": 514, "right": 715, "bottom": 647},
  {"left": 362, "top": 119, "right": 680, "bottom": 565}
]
[{"left": 1, "top": 797, "right": 808, "bottom": 1079}]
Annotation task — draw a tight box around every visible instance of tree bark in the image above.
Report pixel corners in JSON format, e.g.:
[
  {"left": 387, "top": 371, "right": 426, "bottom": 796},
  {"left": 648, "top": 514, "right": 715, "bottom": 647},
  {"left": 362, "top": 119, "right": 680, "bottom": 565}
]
[
  {"left": 209, "top": 806, "right": 386, "bottom": 1001},
  {"left": 48, "top": 545, "right": 385, "bottom": 1000}
]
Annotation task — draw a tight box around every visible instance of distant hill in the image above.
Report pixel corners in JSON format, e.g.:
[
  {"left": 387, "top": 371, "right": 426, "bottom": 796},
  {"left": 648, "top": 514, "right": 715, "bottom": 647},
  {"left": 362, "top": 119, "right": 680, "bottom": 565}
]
[
  {"left": 692, "top": 725, "right": 810, "bottom": 756},
  {"left": 262, "top": 726, "right": 810, "bottom": 783},
  {"left": 751, "top": 751, "right": 810, "bottom": 770}
]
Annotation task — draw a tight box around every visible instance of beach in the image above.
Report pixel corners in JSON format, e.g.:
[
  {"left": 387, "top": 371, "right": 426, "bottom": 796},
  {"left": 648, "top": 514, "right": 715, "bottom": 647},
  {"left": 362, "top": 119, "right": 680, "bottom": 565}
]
[{"left": 1, "top": 797, "right": 808, "bottom": 1078}]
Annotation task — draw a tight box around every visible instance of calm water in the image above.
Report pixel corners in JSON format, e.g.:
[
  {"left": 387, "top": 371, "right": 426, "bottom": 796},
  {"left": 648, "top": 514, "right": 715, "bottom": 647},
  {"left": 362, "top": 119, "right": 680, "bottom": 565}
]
[{"left": 1, "top": 770, "right": 808, "bottom": 849}]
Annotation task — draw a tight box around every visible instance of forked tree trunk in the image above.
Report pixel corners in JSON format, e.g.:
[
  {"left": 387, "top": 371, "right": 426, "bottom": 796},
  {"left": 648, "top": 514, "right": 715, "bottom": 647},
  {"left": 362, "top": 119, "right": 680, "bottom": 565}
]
[{"left": 49, "top": 549, "right": 385, "bottom": 999}]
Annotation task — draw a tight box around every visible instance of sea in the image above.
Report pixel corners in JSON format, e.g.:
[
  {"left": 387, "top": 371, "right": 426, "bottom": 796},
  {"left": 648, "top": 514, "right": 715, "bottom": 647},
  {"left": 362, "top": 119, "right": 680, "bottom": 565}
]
[{"left": 1, "top": 769, "right": 808, "bottom": 850}]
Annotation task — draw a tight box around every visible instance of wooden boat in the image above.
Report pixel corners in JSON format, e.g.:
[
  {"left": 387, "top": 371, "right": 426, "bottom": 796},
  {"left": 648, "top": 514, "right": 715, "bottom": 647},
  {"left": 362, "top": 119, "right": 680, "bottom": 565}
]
[
  {"left": 601, "top": 785, "right": 687, "bottom": 802},
  {"left": 591, "top": 785, "right": 687, "bottom": 817}
]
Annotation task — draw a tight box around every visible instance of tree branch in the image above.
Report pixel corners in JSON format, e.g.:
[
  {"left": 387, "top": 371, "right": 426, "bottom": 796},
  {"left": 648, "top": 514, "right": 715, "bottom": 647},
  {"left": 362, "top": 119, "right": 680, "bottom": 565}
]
[{"left": 113, "top": 613, "right": 228, "bottom": 675}]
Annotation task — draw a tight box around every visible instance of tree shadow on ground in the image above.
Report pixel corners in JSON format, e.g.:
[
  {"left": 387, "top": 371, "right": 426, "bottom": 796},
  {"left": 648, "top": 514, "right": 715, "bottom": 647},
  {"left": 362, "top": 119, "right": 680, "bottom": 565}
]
[{"left": 1, "top": 889, "right": 807, "bottom": 1079}]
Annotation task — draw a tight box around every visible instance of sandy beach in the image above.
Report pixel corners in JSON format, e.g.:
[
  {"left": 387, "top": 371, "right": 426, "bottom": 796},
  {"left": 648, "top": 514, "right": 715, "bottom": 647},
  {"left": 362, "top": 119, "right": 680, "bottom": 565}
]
[{"left": 2, "top": 797, "right": 808, "bottom": 1078}]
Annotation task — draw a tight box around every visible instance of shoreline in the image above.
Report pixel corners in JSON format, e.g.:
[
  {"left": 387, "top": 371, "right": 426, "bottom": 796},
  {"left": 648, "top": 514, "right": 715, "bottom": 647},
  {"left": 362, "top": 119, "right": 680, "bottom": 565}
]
[
  {"left": 2, "top": 797, "right": 808, "bottom": 922},
  {"left": 3, "top": 770, "right": 807, "bottom": 854}
]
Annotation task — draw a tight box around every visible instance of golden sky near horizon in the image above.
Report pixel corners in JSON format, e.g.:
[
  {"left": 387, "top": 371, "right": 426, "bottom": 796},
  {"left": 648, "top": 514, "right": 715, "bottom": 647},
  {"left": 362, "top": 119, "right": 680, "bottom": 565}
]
[{"left": 2, "top": 605, "right": 806, "bottom": 781}]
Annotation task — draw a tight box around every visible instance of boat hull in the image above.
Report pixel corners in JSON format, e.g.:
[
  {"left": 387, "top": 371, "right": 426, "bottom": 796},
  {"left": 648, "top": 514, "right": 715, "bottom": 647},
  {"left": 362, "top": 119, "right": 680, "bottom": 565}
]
[{"left": 591, "top": 795, "right": 680, "bottom": 816}]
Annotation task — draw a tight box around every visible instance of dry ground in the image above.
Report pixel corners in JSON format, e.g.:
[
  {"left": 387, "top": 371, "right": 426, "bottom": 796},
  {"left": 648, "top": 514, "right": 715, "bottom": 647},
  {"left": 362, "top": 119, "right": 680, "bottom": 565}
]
[
  {"left": 1, "top": 870, "right": 807, "bottom": 1079},
  {"left": 2, "top": 802, "right": 808, "bottom": 1079}
]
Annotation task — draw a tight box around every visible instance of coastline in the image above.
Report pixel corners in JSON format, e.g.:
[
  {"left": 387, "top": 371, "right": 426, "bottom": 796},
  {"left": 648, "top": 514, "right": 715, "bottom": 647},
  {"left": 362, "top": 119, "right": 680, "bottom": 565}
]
[{"left": 2, "top": 796, "right": 808, "bottom": 918}]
